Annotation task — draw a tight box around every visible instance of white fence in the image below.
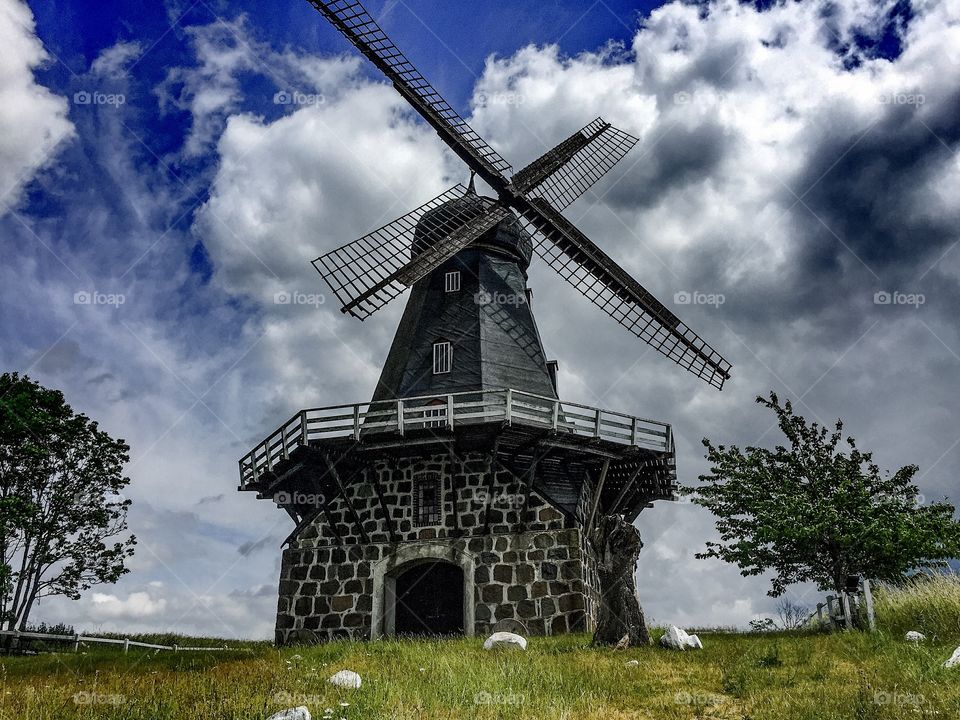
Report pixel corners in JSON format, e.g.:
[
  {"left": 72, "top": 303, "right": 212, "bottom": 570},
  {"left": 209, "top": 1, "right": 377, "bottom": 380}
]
[{"left": 0, "top": 629, "right": 242, "bottom": 653}]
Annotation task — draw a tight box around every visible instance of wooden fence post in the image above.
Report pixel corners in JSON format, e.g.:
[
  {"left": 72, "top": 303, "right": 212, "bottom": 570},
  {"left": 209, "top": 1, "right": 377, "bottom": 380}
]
[
  {"left": 863, "top": 579, "right": 876, "bottom": 632},
  {"left": 123, "top": 638, "right": 130, "bottom": 654}
]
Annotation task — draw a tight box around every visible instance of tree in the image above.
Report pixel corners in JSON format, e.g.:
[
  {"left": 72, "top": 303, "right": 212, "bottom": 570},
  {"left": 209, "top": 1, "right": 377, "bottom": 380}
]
[
  {"left": 0, "top": 372, "right": 136, "bottom": 633},
  {"left": 688, "top": 392, "right": 960, "bottom": 597},
  {"left": 591, "top": 514, "right": 651, "bottom": 646}
]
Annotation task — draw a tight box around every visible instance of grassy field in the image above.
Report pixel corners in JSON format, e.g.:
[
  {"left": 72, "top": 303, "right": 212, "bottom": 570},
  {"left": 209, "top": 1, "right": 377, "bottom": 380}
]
[{"left": 2, "top": 577, "right": 959, "bottom": 719}]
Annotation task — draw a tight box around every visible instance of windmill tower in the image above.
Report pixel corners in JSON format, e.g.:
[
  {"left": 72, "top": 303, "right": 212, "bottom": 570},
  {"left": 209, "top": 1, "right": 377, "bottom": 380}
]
[{"left": 239, "top": 1, "right": 731, "bottom": 645}]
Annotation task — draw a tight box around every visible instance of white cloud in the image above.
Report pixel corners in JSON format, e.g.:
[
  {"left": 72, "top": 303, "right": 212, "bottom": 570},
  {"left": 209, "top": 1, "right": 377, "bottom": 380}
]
[
  {"left": 89, "top": 591, "right": 167, "bottom": 619},
  {"left": 0, "top": 0, "right": 74, "bottom": 211}
]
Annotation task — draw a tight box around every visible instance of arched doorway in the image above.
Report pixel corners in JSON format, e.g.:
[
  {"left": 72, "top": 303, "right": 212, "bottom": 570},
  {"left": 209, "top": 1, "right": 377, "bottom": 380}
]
[
  {"left": 393, "top": 561, "right": 464, "bottom": 636},
  {"left": 371, "top": 542, "right": 475, "bottom": 639}
]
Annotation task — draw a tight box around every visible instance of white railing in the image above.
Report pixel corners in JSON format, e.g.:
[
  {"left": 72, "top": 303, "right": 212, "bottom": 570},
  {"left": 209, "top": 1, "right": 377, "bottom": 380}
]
[
  {"left": 0, "top": 629, "right": 242, "bottom": 653},
  {"left": 239, "top": 388, "right": 673, "bottom": 488}
]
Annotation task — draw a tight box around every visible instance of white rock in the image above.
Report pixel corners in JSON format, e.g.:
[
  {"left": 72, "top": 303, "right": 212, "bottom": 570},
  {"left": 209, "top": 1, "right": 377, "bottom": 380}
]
[
  {"left": 625, "top": 659, "right": 640, "bottom": 667},
  {"left": 267, "top": 708, "right": 311, "bottom": 720},
  {"left": 659, "top": 625, "right": 703, "bottom": 651},
  {"left": 944, "top": 647, "right": 960, "bottom": 668},
  {"left": 328, "top": 670, "right": 362, "bottom": 689},
  {"left": 905, "top": 631, "right": 926, "bottom": 643},
  {"left": 483, "top": 631, "right": 527, "bottom": 650}
]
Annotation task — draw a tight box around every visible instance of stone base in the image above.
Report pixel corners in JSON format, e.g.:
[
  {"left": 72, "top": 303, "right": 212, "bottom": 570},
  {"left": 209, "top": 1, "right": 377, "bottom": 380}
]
[{"left": 276, "top": 528, "right": 599, "bottom": 645}]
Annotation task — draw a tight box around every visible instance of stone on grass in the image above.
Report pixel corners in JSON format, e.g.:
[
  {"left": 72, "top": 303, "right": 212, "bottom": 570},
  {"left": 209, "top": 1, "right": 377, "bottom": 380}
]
[
  {"left": 328, "top": 670, "right": 362, "bottom": 689},
  {"left": 944, "top": 647, "right": 960, "bottom": 668},
  {"left": 483, "top": 631, "right": 527, "bottom": 651},
  {"left": 905, "top": 631, "right": 926, "bottom": 643},
  {"left": 266, "top": 708, "right": 310, "bottom": 720},
  {"left": 659, "top": 625, "right": 703, "bottom": 651}
]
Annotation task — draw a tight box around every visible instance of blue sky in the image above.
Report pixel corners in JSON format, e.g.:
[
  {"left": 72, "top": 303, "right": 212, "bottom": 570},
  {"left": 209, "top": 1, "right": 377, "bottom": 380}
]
[{"left": 2, "top": 0, "right": 959, "bottom": 637}]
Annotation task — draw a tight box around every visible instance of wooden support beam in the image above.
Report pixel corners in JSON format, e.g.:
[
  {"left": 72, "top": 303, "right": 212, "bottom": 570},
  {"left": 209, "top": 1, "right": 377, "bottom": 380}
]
[
  {"left": 519, "top": 454, "right": 538, "bottom": 532},
  {"left": 281, "top": 507, "right": 324, "bottom": 547},
  {"left": 370, "top": 465, "right": 398, "bottom": 543},
  {"left": 446, "top": 448, "right": 461, "bottom": 534},
  {"left": 482, "top": 438, "right": 501, "bottom": 534},
  {"left": 610, "top": 462, "right": 649, "bottom": 515},
  {"left": 323, "top": 454, "right": 370, "bottom": 544},
  {"left": 585, "top": 459, "right": 610, "bottom": 539}
]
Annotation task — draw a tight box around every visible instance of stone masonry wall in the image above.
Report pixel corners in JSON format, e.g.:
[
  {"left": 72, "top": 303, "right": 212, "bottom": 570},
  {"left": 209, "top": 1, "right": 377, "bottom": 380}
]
[{"left": 275, "top": 451, "right": 600, "bottom": 644}]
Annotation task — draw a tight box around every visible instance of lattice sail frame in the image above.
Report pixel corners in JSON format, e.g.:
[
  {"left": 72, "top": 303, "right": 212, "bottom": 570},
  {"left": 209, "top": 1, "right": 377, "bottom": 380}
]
[
  {"left": 308, "top": 0, "right": 511, "bottom": 180},
  {"left": 314, "top": 185, "right": 498, "bottom": 319},
  {"left": 512, "top": 118, "right": 640, "bottom": 211},
  {"left": 516, "top": 200, "right": 732, "bottom": 389}
]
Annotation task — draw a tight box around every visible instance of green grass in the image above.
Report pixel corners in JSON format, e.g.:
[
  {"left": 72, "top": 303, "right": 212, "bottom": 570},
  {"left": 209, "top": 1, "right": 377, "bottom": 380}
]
[
  {"left": 3, "top": 576, "right": 960, "bottom": 719},
  {"left": 2, "top": 628, "right": 959, "bottom": 719},
  {"left": 873, "top": 572, "right": 960, "bottom": 640}
]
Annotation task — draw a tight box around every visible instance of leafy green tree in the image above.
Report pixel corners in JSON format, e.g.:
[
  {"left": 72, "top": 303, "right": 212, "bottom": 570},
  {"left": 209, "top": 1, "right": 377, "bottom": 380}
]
[
  {"left": 689, "top": 392, "right": 960, "bottom": 596},
  {"left": 0, "top": 372, "right": 136, "bottom": 632}
]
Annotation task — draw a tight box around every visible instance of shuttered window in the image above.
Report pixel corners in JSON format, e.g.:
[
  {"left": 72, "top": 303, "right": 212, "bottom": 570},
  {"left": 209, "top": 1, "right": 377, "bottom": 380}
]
[
  {"left": 444, "top": 271, "right": 461, "bottom": 292},
  {"left": 433, "top": 341, "right": 452, "bottom": 374}
]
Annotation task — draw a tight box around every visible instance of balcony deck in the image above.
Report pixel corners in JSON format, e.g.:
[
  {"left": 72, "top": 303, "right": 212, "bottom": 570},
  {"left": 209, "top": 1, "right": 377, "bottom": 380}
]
[{"left": 238, "top": 388, "right": 673, "bottom": 490}]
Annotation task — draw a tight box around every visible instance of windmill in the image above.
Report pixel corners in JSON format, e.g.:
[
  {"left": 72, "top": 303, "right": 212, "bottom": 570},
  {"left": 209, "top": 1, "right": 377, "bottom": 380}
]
[
  {"left": 308, "top": 0, "right": 731, "bottom": 390},
  {"left": 240, "top": 1, "right": 732, "bottom": 646}
]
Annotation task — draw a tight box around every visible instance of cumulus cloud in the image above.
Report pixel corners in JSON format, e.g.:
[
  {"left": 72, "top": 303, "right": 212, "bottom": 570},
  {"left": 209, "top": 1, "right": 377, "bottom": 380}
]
[
  {"left": 0, "top": 0, "right": 74, "bottom": 211},
  {"left": 89, "top": 591, "right": 167, "bottom": 619}
]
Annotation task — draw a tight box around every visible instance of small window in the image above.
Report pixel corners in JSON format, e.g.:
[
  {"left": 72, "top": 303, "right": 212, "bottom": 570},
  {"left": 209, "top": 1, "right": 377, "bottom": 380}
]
[
  {"left": 433, "top": 341, "right": 452, "bottom": 374},
  {"left": 414, "top": 473, "right": 441, "bottom": 526},
  {"left": 444, "top": 271, "right": 461, "bottom": 293}
]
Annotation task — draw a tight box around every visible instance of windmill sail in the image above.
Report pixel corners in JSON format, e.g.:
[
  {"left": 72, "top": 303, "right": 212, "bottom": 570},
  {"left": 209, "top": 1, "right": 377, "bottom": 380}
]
[
  {"left": 516, "top": 197, "right": 732, "bottom": 389},
  {"left": 512, "top": 118, "right": 639, "bottom": 211},
  {"left": 306, "top": 1, "right": 512, "bottom": 183},
  {"left": 314, "top": 185, "right": 474, "bottom": 318}
]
